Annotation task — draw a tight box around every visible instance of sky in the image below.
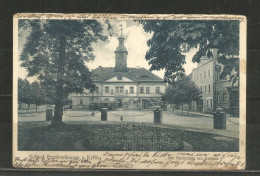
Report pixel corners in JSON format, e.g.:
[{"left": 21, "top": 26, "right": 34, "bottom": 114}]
[{"left": 18, "top": 20, "right": 198, "bottom": 82}]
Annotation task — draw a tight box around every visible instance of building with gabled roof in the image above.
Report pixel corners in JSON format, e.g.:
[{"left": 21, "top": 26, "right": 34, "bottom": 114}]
[{"left": 69, "top": 31, "right": 166, "bottom": 110}]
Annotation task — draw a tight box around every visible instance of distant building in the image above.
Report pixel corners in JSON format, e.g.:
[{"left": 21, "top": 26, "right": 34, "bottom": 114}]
[
  {"left": 215, "top": 62, "right": 239, "bottom": 116},
  {"left": 69, "top": 31, "right": 166, "bottom": 110},
  {"left": 190, "top": 49, "right": 239, "bottom": 115},
  {"left": 190, "top": 55, "right": 214, "bottom": 114}
]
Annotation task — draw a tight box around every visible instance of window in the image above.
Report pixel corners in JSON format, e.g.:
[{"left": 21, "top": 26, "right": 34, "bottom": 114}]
[
  {"left": 156, "top": 87, "right": 160, "bottom": 94},
  {"left": 80, "top": 98, "right": 83, "bottom": 105},
  {"left": 105, "top": 86, "right": 109, "bottom": 93},
  {"left": 120, "top": 87, "right": 123, "bottom": 93},
  {"left": 207, "top": 100, "right": 209, "bottom": 107},
  {"left": 116, "top": 87, "right": 124, "bottom": 93},
  {"left": 210, "top": 99, "right": 213, "bottom": 108},
  {"left": 111, "top": 89, "right": 114, "bottom": 94},
  {"left": 208, "top": 84, "right": 211, "bottom": 93},
  {"left": 208, "top": 69, "right": 211, "bottom": 77},
  {"left": 140, "top": 87, "right": 144, "bottom": 94},
  {"left": 146, "top": 87, "right": 150, "bottom": 94},
  {"left": 95, "top": 87, "right": 99, "bottom": 93},
  {"left": 223, "top": 92, "right": 227, "bottom": 102},
  {"left": 130, "top": 87, "right": 134, "bottom": 93},
  {"left": 217, "top": 93, "right": 221, "bottom": 102},
  {"left": 200, "top": 86, "right": 202, "bottom": 93},
  {"left": 204, "top": 85, "right": 207, "bottom": 93},
  {"left": 105, "top": 98, "right": 109, "bottom": 102},
  {"left": 204, "top": 71, "right": 206, "bottom": 78},
  {"left": 200, "top": 73, "right": 202, "bottom": 79}
]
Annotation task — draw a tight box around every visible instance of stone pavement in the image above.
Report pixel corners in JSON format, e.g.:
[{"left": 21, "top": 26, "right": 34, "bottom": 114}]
[{"left": 18, "top": 110, "right": 239, "bottom": 138}]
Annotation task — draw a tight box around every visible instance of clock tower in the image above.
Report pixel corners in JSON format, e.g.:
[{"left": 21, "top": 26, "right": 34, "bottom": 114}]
[{"left": 114, "top": 25, "right": 128, "bottom": 72}]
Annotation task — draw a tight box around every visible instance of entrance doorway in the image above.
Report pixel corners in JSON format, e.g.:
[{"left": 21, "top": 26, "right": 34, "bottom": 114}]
[
  {"left": 116, "top": 99, "right": 122, "bottom": 108},
  {"left": 197, "top": 99, "right": 203, "bottom": 112},
  {"left": 142, "top": 99, "right": 149, "bottom": 109}
]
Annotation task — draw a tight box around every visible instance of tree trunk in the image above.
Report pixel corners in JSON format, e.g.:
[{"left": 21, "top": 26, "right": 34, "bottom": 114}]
[{"left": 52, "top": 36, "right": 66, "bottom": 125}]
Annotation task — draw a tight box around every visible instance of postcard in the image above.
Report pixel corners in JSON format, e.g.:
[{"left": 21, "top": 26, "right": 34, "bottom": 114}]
[{"left": 13, "top": 13, "right": 246, "bottom": 170}]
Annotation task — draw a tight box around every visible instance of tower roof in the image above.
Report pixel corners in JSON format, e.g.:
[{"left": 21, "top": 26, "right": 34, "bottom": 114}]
[
  {"left": 115, "top": 44, "right": 127, "bottom": 52},
  {"left": 115, "top": 28, "right": 127, "bottom": 52}
]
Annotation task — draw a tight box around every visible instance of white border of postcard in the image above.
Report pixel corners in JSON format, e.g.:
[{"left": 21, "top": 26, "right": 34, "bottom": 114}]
[{"left": 13, "top": 14, "right": 246, "bottom": 170}]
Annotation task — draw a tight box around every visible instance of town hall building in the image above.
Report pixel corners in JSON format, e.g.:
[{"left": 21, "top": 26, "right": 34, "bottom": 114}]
[{"left": 69, "top": 30, "right": 166, "bottom": 110}]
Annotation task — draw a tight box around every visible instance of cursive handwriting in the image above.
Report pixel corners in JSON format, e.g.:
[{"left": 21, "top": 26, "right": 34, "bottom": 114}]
[{"left": 13, "top": 152, "right": 245, "bottom": 169}]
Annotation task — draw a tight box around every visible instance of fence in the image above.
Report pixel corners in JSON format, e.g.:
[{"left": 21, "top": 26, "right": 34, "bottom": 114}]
[
  {"left": 18, "top": 110, "right": 45, "bottom": 117},
  {"left": 226, "top": 117, "right": 239, "bottom": 126},
  {"left": 107, "top": 111, "right": 154, "bottom": 118},
  {"left": 63, "top": 111, "right": 100, "bottom": 117},
  {"left": 84, "top": 134, "right": 182, "bottom": 151}
]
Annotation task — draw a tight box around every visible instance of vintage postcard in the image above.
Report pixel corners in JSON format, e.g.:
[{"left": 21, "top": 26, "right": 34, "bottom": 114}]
[{"left": 13, "top": 14, "right": 246, "bottom": 170}]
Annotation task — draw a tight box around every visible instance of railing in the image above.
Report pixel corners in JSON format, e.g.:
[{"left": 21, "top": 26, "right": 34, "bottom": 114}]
[
  {"left": 107, "top": 111, "right": 153, "bottom": 118},
  {"left": 18, "top": 110, "right": 45, "bottom": 117},
  {"left": 63, "top": 111, "right": 100, "bottom": 117},
  {"left": 226, "top": 117, "right": 239, "bottom": 126},
  {"left": 85, "top": 134, "right": 182, "bottom": 151}
]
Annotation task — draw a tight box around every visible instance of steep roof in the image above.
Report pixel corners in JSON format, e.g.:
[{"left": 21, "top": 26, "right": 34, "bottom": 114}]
[{"left": 91, "top": 67, "right": 164, "bottom": 82}]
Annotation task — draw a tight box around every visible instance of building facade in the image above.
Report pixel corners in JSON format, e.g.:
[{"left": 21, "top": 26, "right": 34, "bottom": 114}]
[
  {"left": 190, "top": 56, "right": 214, "bottom": 114},
  {"left": 215, "top": 64, "right": 239, "bottom": 116},
  {"left": 69, "top": 32, "right": 166, "bottom": 110},
  {"left": 190, "top": 50, "right": 239, "bottom": 115}
]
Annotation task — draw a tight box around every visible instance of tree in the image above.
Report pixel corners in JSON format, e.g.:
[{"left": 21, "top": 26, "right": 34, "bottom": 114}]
[
  {"left": 139, "top": 20, "right": 239, "bottom": 85},
  {"left": 30, "top": 81, "right": 46, "bottom": 112},
  {"left": 19, "top": 20, "right": 108, "bottom": 124},
  {"left": 40, "top": 79, "right": 56, "bottom": 106},
  {"left": 18, "top": 78, "right": 31, "bottom": 110},
  {"left": 162, "top": 76, "right": 201, "bottom": 115}
]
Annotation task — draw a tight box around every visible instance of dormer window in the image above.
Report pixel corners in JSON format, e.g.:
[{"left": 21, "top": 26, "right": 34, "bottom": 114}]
[
  {"left": 117, "top": 75, "right": 122, "bottom": 80},
  {"left": 140, "top": 75, "right": 149, "bottom": 79}
]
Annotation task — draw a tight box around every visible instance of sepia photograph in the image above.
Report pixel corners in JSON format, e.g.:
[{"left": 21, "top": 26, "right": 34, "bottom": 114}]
[{"left": 13, "top": 14, "right": 246, "bottom": 170}]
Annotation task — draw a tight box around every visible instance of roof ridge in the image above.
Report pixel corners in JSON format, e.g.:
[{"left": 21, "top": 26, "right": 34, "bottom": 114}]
[{"left": 91, "top": 66, "right": 164, "bottom": 82}]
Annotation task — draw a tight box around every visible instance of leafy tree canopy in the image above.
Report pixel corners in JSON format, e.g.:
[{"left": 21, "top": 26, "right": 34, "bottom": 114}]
[
  {"left": 30, "top": 81, "right": 46, "bottom": 106},
  {"left": 19, "top": 19, "right": 108, "bottom": 94},
  {"left": 18, "top": 78, "right": 31, "bottom": 105},
  {"left": 19, "top": 19, "right": 109, "bottom": 124},
  {"left": 162, "top": 76, "right": 202, "bottom": 107},
  {"left": 139, "top": 20, "right": 239, "bottom": 84}
]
